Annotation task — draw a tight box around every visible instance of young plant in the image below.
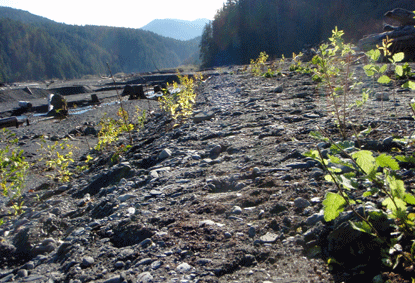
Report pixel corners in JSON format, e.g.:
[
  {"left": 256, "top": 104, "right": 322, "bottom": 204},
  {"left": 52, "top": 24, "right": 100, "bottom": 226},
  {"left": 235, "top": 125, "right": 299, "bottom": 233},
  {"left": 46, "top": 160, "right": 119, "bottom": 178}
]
[
  {"left": 305, "top": 133, "right": 415, "bottom": 274},
  {"left": 250, "top": 51, "right": 269, "bottom": 77},
  {"left": 0, "top": 129, "right": 28, "bottom": 221},
  {"left": 37, "top": 137, "right": 75, "bottom": 183},
  {"left": 95, "top": 113, "right": 123, "bottom": 151},
  {"left": 135, "top": 106, "right": 147, "bottom": 129},
  {"left": 311, "top": 27, "right": 356, "bottom": 140},
  {"left": 158, "top": 72, "right": 201, "bottom": 126}
]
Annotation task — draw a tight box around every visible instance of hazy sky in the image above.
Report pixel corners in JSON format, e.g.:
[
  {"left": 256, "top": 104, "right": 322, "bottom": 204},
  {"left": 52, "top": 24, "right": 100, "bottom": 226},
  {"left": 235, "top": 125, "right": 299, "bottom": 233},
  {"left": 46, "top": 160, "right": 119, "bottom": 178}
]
[{"left": 0, "top": 0, "right": 225, "bottom": 28}]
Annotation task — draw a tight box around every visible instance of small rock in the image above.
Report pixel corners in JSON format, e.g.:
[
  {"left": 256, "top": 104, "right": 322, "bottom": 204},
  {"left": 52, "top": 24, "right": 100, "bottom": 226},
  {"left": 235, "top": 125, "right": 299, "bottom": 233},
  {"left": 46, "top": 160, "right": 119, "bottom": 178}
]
[
  {"left": 252, "top": 167, "right": 261, "bottom": 176},
  {"left": 224, "top": 232, "right": 232, "bottom": 239},
  {"left": 210, "top": 145, "right": 222, "bottom": 158},
  {"left": 286, "top": 162, "right": 311, "bottom": 169},
  {"left": 294, "top": 197, "right": 311, "bottom": 209},
  {"left": 158, "top": 149, "right": 172, "bottom": 160},
  {"left": 193, "top": 111, "right": 215, "bottom": 123},
  {"left": 81, "top": 256, "right": 95, "bottom": 268},
  {"left": 139, "top": 238, "right": 153, "bottom": 248},
  {"left": 306, "top": 211, "right": 324, "bottom": 226},
  {"left": 273, "top": 85, "right": 284, "bottom": 93},
  {"left": 176, "top": 262, "right": 193, "bottom": 274},
  {"left": 17, "top": 269, "right": 28, "bottom": 277},
  {"left": 135, "top": 258, "right": 154, "bottom": 267},
  {"left": 375, "top": 92, "right": 389, "bottom": 101},
  {"left": 103, "top": 276, "right": 122, "bottom": 283},
  {"left": 24, "top": 262, "right": 35, "bottom": 270},
  {"left": 151, "top": 260, "right": 163, "bottom": 270},
  {"left": 196, "top": 258, "right": 212, "bottom": 266},
  {"left": 114, "top": 261, "right": 125, "bottom": 269},
  {"left": 136, "top": 271, "right": 153, "bottom": 283},
  {"left": 149, "top": 170, "right": 159, "bottom": 179},
  {"left": 248, "top": 226, "right": 256, "bottom": 238},
  {"left": 118, "top": 194, "right": 135, "bottom": 202},
  {"left": 231, "top": 206, "right": 242, "bottom": 215},
  {"left": 260, "top": 232, "right": 279, "bottom": 243},
  {"left": 242, "top": 254, "right": 257, "bottom": 267}
]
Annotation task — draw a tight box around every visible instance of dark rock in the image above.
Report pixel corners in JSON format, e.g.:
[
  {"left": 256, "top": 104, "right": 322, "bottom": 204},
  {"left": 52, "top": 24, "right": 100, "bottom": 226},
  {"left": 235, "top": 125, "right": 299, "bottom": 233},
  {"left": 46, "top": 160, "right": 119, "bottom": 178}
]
[
  {"left": 73, "top": 163, "right": 132, "bottom": 197},
  {"left": 110, "top": 222, "right": 154, "bottom": 248}
]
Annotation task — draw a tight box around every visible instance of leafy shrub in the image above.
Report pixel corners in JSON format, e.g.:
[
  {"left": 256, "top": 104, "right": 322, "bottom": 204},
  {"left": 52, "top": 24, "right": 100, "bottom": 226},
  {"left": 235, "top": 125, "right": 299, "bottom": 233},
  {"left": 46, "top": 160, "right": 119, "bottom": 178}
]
[
  {"left": 158, "top": 72, "right": 201, "bottom": 126},
  {"left": 250, "top": 51, "right": 269, "bottom": 77},
  {"left": 0, "top": 129, "right": 28, "bottom": 221},
  {"left": 37, "top": 137, "right": 75, "bottom": 183}
]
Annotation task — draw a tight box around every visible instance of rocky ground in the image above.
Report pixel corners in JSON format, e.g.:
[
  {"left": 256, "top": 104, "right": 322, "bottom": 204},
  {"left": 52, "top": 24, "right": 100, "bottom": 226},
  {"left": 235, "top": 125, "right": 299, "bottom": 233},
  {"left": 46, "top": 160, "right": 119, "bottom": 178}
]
[{"left": 0, "top": 63, "right": 415, "bottom": 283}]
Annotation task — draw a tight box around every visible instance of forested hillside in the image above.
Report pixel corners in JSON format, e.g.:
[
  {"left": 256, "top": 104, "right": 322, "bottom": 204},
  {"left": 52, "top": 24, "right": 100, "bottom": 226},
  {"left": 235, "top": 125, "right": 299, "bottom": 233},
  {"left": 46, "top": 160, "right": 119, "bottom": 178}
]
[
  {"left": 200, "top": 0, "right": 415, "bottom": 67},
  {"left": 0, "top": 7, "right": 199, "bottom": 82}
]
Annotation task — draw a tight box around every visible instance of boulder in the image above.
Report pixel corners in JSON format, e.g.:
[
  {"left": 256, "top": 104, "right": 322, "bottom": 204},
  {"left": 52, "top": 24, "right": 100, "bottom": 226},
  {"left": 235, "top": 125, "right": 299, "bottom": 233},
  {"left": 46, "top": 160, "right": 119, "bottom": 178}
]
[
  {"left": 122, "top": 84, "right": 146, "bottom": 100},
  {"left": 47, "top": 93, "right": 68, "bottom": 117}
]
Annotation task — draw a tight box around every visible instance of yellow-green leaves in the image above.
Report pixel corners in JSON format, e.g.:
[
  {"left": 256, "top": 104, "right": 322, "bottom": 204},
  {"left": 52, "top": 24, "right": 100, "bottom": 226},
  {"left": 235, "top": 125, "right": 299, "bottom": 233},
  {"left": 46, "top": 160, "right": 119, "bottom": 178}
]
[
  {"left": 250, "top": 51, "right": 269, "bottom": 76},
  {"left": 352, "top": 150, "right": 376, "bottom": 175},
  {"left": 158, "top": 72, "right": 201, "bottom": 126},
  {"left": 323, "top": 192, "right": 347, "bottom": 221}
]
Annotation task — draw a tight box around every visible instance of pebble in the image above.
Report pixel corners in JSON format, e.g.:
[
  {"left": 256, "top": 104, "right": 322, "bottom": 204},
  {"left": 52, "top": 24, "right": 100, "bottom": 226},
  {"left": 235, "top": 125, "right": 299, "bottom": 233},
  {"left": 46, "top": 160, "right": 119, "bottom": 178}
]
[
  {"left": 151, "top": 260, "right": 163, "bottom": 270},
  {"left": 224, "top": 232, "right": 232, "bottom": 239},
  {"left": 17, "top": 269, "right": 28, "bottom": 277},
  {"left": 231, "top": 206, "right": 242, "bottom": 215},
  {"left": 159, "top": 148, "right": 172, "bottom": 160},
  {"left": 210, "top": 144, "right": 222, "bottom": 158},
  {"left": 139, "top": 238, "right": 154, "bottom": 248},
  {"left": 176, "top": 262, "right": 193, "bottom": 274},
  {"left": 135, "top": 272, "right": 153, "bottom": 283},
  {"left": 114, "top": 261, "right": 125, "bottom": 269},
  {"left": 294, "top": 197, "right": 311, "bottom": 209},
  {"left": 103, "top": 276, "right": 122, "bottom": 283},
  {"left": 81, "top": 256, "right": 95, "bottom": 268},
  {"left": 135, "top": 258, "right": 154, "bottom": 267},
  {"left": 260, "top": 232, "right": 279, "bottom": 243},
  {"left": 306, "top": 212, "right": 325, "bottom": 226},
  {"left": 248, "top": 226, "right": 256, "bottom": 238}
]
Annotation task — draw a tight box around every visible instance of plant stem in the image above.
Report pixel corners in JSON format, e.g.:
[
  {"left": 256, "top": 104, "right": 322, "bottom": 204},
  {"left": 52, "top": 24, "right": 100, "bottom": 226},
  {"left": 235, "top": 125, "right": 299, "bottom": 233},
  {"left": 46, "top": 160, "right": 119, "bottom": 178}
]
[{"left": 106, "top": 63, "right": 133, "bottom": 144}]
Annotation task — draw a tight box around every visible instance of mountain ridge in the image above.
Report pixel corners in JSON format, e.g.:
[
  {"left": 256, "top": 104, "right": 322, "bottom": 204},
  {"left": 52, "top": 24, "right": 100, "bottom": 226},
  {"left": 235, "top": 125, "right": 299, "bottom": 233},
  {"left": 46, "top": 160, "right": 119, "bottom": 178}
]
[
  {"left": 0, "top": 7, "right": 200, "bottom": 82},
  {"left": 141, "top": 18, "right": 210, "bottom": 41}
]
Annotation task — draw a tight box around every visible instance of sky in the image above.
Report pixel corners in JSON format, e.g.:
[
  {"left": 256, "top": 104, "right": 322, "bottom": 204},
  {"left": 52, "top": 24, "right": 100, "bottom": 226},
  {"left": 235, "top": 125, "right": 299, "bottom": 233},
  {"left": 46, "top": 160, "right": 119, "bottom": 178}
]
[{"left": 0, "top": 0, "right": 225, "bottom": 28}]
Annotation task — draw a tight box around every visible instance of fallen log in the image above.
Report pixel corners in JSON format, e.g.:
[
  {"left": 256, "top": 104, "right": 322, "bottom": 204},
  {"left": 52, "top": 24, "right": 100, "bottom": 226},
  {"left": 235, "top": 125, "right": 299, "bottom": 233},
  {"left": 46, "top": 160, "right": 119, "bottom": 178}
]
[
  {"left": 0, "top": 116, "right": 29, "bottom": 129},
  {"left": 358, "top": 8, "right": 415, "bottom": 60},
  {"left": 384, "top": 8, "right": 415, "bottom": 26}
]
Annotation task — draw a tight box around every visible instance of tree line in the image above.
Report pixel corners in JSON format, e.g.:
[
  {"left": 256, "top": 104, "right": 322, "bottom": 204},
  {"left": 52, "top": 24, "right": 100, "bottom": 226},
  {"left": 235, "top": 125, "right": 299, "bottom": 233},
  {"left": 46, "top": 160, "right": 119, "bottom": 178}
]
[
  {"left": 200, "top": 0, "right": 415, "bottom": 68},
  {"left": 0, "top": 7, "right": 199, "bottom": 82}
]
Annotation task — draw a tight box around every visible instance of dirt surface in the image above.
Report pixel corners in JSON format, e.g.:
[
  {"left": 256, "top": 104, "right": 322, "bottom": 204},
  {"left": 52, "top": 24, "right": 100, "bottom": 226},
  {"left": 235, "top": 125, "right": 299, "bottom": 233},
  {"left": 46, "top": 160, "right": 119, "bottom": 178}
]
[{"left": 0, "top": 64, "right": 415, "bottom": 283}]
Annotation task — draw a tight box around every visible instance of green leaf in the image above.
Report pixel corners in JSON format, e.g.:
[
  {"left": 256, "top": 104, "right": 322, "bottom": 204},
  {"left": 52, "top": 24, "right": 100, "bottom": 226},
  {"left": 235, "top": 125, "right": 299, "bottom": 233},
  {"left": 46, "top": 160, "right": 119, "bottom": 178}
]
[
  {"left": 402, "top": 80, "right": 415, "bottom": 90},
  {"left": 323, "top": 192, "right": 347, "bottom": 222},
  {"left": 379, "top": 64, "right": 388, "bottom": 73},
  {"left": 363, "top": 191, "right": 373, "bottom": 197},
  {"left": 352, "top": 150, "right": 376, "bottom": 175},
  {"left": 393, "top": 52, "right": 405, "bottom": 63},
  {"left": 382, "top": 197, "right": 407, "bottom": 215},
  {"left": 395, "top": 65, "right": 403, "bottom": 77},
  {"left": 367, "top": 49, "right": 381, "bottom": 61},
  {"left": 378, "top": 75, "right": 391, "bottom": 84},
  {"left": 404, "top": 193, "right": 415, "bottom": 205},
  {"left": 338, "top": 175, "right": 357, "bottom": 190},
  {"left": 376, "top": 154, "right": 399, "bottom": 170},
  {"left": 387, "top": 175, "right": 405, "bottom": 199},
  {"left": 350, "top": 221, "right": 376, "bottom": 236}
]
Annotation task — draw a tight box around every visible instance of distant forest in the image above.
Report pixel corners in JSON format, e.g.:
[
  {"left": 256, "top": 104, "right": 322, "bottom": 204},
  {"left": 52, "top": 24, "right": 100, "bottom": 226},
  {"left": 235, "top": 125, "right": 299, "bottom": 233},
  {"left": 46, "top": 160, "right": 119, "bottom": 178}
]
[
  {"left": 0, "top": 7, "right": 200, "bottom": 82},
  {"left": 200, "top": 0, "right": 415, "bottom": 68}
]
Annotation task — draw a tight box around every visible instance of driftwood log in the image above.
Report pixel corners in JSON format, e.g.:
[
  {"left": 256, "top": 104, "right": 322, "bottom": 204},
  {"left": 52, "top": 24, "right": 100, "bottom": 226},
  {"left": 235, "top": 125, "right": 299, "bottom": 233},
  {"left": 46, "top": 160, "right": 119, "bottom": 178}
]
[{"left": 358, "top": 8, "right": 415, "bottom": 60}]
